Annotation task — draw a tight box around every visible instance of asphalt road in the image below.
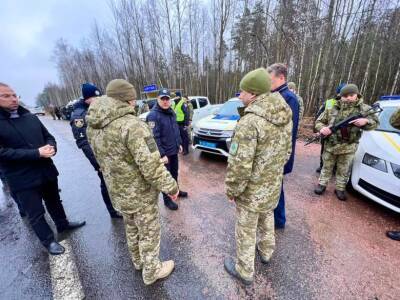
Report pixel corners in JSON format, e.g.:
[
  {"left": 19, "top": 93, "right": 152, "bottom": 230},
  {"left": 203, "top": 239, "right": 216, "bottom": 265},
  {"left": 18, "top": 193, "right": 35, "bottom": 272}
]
[{"left": 0, "top": 116, "right": 399, "bottom": 300}]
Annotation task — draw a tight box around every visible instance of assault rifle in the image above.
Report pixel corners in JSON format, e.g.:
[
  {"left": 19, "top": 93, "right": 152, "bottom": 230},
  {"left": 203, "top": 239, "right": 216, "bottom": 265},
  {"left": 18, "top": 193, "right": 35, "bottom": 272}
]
[{"left": 304, "top": 103, "right": 382, "bottom": 146}]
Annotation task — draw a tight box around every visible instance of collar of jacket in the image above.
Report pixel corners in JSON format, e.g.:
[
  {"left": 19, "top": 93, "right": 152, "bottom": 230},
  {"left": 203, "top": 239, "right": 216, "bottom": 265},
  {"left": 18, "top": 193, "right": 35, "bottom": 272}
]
[
  {"left": 154, "top": 103, "right": 174, "bottom": 115},
  {"left": 272, "top": 82, "right": 288, "bottom": 93},
  {"left": 74, "top": 98, "right": 89, "bottom": 110},
  {"left": 0, "top": 105, "right": 30, "bottom": 119}
]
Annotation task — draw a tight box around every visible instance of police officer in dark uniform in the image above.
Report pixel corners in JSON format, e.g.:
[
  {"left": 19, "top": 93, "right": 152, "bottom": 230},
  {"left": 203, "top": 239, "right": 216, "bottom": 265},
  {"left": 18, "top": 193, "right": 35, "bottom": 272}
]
[
  {"left": 146, "top": 88, "right": 188, "bottom": 210},
  {"left": 172, "top": 91, "right": 190, "bottom": 155},
  {"left": 70, "top": 83, "right": 122, "bottom": 218}
]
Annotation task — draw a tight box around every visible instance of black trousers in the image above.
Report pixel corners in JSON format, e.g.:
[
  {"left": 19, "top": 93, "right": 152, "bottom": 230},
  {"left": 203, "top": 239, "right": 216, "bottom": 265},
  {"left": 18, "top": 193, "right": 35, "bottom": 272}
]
[
  {"left": 178, "top": 124, "right": 190, "bottom": 154},
  {"left": 15, "top": 179, "right": 68, "bottom": 247},
  {"left": 98, "top": 171, "right": 116, "bottom": 213},
  {"left": 162, "top": 154, "right": 179, "bottom": 201}
]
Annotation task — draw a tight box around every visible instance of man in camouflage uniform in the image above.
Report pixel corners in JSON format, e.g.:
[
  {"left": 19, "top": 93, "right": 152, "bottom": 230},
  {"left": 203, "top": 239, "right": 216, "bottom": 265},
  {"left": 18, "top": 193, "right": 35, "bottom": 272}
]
[
  {"left": 314, "top": 84, "right": 379, "bottom": 201},
  {"left": 137, "top": 100, "right": 150, "bottom": 116},
  {"left": 86, "top": 79, "right": 179, "bottom": 285},
  {"left": 288, "top": 82, "right": 304, "bottom": 121},
  {"left": 224, "top": 68, "right": 292, "bottom": 285},
  {"left": 386, "top": 108, "right": 400, "bottom": 241},
  {"left": 183, "top": 95, "right": 194, "bottom": 144}
]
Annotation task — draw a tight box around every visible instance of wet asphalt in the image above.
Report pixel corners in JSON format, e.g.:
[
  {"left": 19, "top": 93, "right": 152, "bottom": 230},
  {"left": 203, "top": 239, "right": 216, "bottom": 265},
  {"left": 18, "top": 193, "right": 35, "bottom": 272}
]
[{"left": 0, "top": 116, "right": 399, "bottom": 300}]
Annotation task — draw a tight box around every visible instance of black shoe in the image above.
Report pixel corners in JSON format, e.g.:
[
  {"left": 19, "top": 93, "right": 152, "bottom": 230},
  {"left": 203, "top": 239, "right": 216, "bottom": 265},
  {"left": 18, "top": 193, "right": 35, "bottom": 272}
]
[
  {"left": 316, "top": 166, "right": 322, "bottom": 173},
  {"left": 47, "top": 241, "right": 65, "bottom": 255},
  {"left": 164, "top": 198, "right": 178, "bottom": 210},
  {"left": 335, "top": 190, "right": 347, "bottom": 201},
  {"left": 314, "top": 184, "right": 326, "bottom": 195},
  {"left": 386, "top": 231, "right": 400, "bottom": 241},
  {"left": 224, "top": 258, "right": 253, "bottom": 285},
  {"left": 178, "top": 191, "right": 188, "bottom": 198},
  {"left": 110, "top": 211, "right": 123, "bottom": 219},
  {"left": 58, "top": 221, "right": 86, "bottom": 233}
]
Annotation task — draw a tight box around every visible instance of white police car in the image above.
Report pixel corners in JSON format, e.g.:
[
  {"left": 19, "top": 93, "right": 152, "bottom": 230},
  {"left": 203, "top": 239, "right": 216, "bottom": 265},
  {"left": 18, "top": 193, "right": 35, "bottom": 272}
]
[
  {"left": 192, "top": 98, "right": 244, "bottom": 156},
  {"left": 351, "top": 96, "right": 400, "bottom": 213}
]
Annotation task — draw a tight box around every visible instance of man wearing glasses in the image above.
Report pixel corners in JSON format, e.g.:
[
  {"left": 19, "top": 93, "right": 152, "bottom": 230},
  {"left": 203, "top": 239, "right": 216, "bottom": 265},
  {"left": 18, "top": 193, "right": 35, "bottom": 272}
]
[{"left": 146, "top": 89, "right": 188, "bottom": 210}]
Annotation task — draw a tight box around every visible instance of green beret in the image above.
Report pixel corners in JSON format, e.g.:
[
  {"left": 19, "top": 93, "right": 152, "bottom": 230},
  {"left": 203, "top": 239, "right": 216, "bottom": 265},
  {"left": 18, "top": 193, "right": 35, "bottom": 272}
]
[{"left": 340, "top": 84, "right": 359, "bottom": 97}]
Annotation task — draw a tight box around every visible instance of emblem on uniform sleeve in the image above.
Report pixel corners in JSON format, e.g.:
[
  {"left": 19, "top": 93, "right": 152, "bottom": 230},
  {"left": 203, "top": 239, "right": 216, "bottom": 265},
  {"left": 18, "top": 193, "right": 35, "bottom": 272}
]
[
  {"left": 74, "top": 119, "right": 84, "bottom": 128},
  {"left": 148, "top": 121, "right": 155, "bottom": 129},
  {"left": 229, "top": 142, "right": 239, "bottom": 156}
]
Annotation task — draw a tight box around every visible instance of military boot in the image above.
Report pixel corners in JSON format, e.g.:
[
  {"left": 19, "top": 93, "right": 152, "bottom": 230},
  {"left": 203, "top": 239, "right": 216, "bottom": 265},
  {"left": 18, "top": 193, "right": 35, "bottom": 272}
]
[
  {"left": 224, "top": 258, "right": 253, "bottom": 285},
  {"left": 164, "top": 198, "right": 178, "bottom": 210},
  {"left": 314, "top": 184, "right": 326, "bottom": 195},
  {"left": 335, "top": 190, "right": 347, "bottom": 201},
  {"left": 144, "top": 260, "right": 175, "bottom": 285}
]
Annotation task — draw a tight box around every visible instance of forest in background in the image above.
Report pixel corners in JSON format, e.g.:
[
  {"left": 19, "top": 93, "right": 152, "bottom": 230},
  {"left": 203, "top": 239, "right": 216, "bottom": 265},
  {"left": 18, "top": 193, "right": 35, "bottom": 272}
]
[{"left": 36, "top": 0, "right": 400, "bottom": 116}]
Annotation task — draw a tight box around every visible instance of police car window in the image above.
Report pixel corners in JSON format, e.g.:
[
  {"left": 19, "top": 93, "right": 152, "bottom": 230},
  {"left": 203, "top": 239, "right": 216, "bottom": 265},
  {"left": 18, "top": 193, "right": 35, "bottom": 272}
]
[
  {"left": 191, "top": 99, "right": 198, "bottom": 109},
  {"left": 199, "top": 98, "right": 208, "bottom": 108},
  {"left": 376, "top": 106, "right": 400, "bottom": 133},
  {"left": 218, "top": 101, "right": 244, "bottom": 116}
]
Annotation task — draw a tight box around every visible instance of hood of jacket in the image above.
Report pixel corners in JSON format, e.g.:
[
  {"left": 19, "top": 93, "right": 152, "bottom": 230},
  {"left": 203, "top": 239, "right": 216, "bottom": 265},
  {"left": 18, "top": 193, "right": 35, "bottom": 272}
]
[
  {"left": 244, "top": 92, "right": 292, "bottom": 126},
  {"left": 86, "top": 96, "right": 136, "bottom": 129}
]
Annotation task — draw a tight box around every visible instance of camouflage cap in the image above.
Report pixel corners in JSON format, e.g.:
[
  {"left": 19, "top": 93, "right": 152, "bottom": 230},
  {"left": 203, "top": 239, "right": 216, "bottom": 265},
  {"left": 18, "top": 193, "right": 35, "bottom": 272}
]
[
  {"left": 287, "top": 82, "right": 296, "bottom": 90},
  {"left": 340, "top": 84, "right": 359, "bottom": 97},
  {"left": 239, "top": 68, "right": 271, "bottom": 96},
  {"left": 106, "top": 79, "right": 137, "bottom": 102}
]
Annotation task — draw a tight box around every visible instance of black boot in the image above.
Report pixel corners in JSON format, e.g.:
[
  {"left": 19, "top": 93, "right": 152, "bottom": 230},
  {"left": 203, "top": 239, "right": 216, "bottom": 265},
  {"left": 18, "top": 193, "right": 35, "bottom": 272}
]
[
  {"left": 110, "top": 210, "right": 123, "bottom": 219},
  {"left": 164, "top": 198, "right": 178, "bottom": 210},
  {"left": 58, "top": 221, "right": 86, "bottom": 233},
  {"left": 224, "top": 258, "right": 253, "bottom": 285},
  {"left": 178, "top": 191, "right": 188, "bottom": 198},
  {"left": 386, "top": 231, "right": 400, "bottom": 241},
  {"left": 335, "top": 190, "right": 347, "bottom": 201},
  {"left": 47, "top": 241, "right": 65, "bottom": 255},
  {"left": 314, "top": 184, "right": 326, "bottom": 195}
]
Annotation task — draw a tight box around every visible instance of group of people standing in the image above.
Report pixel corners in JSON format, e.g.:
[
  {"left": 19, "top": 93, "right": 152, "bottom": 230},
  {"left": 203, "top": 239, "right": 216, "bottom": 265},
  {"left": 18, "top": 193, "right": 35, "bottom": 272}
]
[{"left": 1, "top": 59, "right": 399, "bottom": 287}]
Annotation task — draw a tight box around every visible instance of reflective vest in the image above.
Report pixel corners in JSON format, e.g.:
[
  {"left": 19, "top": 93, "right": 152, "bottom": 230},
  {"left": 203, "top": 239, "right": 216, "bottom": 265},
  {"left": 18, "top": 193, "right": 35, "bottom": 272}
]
[
  {"left": 172, "top": 99, "right": 185, "bottom": 122},
  {"left": 325, "top": 98, "right": 337, "bottom": 110}
]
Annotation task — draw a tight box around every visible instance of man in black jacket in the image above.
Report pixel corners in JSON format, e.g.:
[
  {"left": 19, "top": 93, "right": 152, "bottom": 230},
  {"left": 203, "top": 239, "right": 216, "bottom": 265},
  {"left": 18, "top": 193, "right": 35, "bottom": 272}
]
[
  {"left": 146, "top": 89, "right": 188, "bottom": 210},
  {"left": 0, "top": 83, "right": 85, "bottom": 255},
  {"left": 70, "top": 83, "right": 121, "bottom": 218}
]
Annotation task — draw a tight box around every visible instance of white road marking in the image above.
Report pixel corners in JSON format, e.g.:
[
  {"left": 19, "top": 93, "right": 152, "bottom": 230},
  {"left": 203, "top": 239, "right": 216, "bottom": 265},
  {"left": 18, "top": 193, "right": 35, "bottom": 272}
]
[{"left": 49, "top": 240, "right": 85, "bottom": 300}]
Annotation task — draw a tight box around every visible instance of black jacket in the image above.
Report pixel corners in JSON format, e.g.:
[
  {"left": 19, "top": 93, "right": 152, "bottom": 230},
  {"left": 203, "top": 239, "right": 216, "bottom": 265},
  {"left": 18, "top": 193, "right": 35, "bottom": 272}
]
[
  {"left": 70, "top": 99, "right": 100, "bottom": 170},
  {"left": 0, "top": 106, "right": 59, "bottom": 192},
  {"left": 146, "top": 103, "right": 182, "bottom": 157}
]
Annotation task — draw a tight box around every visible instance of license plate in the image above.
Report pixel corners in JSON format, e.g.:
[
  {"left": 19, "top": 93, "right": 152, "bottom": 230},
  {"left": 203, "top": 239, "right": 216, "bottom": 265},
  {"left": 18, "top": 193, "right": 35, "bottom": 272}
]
[{"left": 199, "top": 140, "right": 217, "bottom": 148}]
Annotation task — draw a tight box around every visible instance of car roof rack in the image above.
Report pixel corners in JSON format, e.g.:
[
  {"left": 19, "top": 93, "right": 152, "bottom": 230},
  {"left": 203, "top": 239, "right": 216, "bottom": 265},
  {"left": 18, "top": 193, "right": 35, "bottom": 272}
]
[{"left": 379, "top": 95, "right": 400, "bottom": 100}]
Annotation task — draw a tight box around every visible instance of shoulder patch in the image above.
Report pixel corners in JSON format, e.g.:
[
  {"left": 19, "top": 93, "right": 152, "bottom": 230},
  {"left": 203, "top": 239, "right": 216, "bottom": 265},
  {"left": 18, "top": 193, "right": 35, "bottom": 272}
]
[
  {"left": 229, "top": 142, "right": 239, "bottom": 156},
  {"left": 74, "top": 119, "right": 85, "bottom": 128},
  {"left": 148, "top": 121, "right": 155, "bottom": 129},
  {"left": 145, "top": 136, "right": 158, "bottom": 153}
]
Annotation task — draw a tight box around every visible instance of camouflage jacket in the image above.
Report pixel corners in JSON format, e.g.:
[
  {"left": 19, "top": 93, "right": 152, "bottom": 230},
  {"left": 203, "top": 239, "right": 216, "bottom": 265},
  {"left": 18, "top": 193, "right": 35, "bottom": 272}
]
[
  {"left": 315, "top": 98, "right": 379, "bottom": 154},
  {"left": 297, "top": 94, "right": 304, "bottom": 120},
  {"left": 390, "top": 108, "right": 400, "bottom": 129},
  {"left": 86, "top": 96, "right": 178, "bottom": 214},
  {"left": 225, "top": 92, "right": 293, "bottom": 213}
]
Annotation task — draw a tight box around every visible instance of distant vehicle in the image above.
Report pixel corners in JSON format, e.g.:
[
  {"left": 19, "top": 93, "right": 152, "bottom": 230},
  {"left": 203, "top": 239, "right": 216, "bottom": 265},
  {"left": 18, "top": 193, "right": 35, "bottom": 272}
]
[
  {"left": 31, "top": 107, "right": 46, "bottom": 116},
  {"left": 192, "top": 97, "right": 243, "bottom": 156},
  {"left": 350, "top": 96, "right": 400, "bottom": 213},
  {"left": 139, "top": 96, "right": 213, "bottom": 125}
]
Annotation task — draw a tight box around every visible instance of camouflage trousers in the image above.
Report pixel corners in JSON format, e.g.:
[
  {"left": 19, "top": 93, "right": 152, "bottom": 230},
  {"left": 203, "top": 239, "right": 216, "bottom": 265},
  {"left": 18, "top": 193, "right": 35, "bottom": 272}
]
[
  {"left": 235, "top": 205, "right": 275, "bottom": 279},
  {"left": 123, "top": 200, "right": 162, "bottom": 284},
  {"left": 319, "top": 151, "right": 354, "bottom": 191}
]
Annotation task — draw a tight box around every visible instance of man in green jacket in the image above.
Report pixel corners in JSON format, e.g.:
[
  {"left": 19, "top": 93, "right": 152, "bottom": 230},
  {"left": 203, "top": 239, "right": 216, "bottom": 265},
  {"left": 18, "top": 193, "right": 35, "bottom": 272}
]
[
  {"left": 224, "top": 68, "right": 292, "bottom": 285},
  {"left": 86, "top": 79, "right": 179, "bottom": 285}
]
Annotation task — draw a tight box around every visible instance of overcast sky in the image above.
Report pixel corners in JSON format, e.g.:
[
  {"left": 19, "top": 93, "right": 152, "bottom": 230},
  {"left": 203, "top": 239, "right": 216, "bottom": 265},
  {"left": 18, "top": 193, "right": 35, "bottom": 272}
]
[{"left": 0, "top": 0, "right": 112, "bottom": 106}]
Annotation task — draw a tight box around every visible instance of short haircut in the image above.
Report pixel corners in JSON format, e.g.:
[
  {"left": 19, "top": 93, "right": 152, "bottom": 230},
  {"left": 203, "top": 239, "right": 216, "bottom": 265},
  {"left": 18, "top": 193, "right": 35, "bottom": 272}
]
[
  {"left": 0, "top": 82, "right": 10, "bottom": 88},
  {"left": 267, "top": 63, "right": 288, "bottom": 79}
]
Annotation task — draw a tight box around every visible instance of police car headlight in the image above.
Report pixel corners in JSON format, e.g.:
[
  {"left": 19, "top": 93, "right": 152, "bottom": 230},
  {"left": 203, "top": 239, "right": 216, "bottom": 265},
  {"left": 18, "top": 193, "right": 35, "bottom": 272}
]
[
  {"left": 226, "top": 138, "right": 232, "bottom": 150},
  {"left": 362, "top": 153, "right": 387, "bottom": 172},
  {"left": 391, "top": 162, "right": 400, "bottom": 179}
]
